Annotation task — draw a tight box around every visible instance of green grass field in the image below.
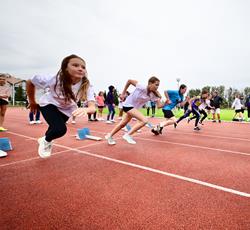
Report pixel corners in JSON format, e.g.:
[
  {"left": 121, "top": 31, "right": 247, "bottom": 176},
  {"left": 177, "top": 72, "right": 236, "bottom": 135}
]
[{"left": 102, "top": 107, "right": 249, "bottom": 122}]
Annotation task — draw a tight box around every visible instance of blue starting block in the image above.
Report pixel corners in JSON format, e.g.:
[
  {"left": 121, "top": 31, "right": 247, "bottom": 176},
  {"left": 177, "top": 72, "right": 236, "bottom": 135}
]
[
  {"left": 77, "top": 128, "right": 102, "bottom": 141},
  {"left": 0, "top": 138, "right": 13, "bottom": 151}
]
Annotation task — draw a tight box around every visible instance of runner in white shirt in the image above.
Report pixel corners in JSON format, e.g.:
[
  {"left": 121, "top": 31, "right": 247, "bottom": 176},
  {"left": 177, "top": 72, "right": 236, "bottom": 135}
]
[
  {"left": 105, "top": 77, "right": 163, "bottom": 145},
  {"left": 26, "top": 54, "right": 96, "bottom": 158},
  {"left": 232, "top": 94, "right": 244, "bottom": 121},
  {"left": 0, "top": 75, "right": 11, "bottom": 131}
]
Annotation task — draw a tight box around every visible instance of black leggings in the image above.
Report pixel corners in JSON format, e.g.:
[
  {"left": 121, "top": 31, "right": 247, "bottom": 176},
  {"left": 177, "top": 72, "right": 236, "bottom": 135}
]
[
  {"left": 177, "top": 107, "right": 200, "bottom": 127},
  {"left": 39, "top": 104, "right": 69, "bottom": 142},
  {"left": 190, "top": 109, "right": 207, "bottom": 123}
]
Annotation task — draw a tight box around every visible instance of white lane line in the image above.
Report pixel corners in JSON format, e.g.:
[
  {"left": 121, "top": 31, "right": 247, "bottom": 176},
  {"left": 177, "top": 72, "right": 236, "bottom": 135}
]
[
  {"left": 136, "top": 137, "right": 250, "bottom": 156},
  {"left": 47, "top": 142, "right": 250, "bottom": 198},
  {"left": 166, "top": 130, "right": 250, "bottom": 142},
  {"left": 0, "top": 149, "right": 70, "bottom": 167},
  {"left": 3, "top": 131, "right": 250, "bottom": 197}
]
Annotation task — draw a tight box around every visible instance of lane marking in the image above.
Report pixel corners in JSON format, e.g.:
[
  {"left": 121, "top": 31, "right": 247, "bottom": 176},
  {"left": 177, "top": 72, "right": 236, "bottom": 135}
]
[
  {"left": 136, "top": 137, "right": 250, "bottom": 156},
  {"left": 0, "top": 149, "right": 70, "bottom": 167},
  {"left": 2, "top": 131, "right": 250, "bottom": 197},
  {"left": 165, "top": 130, "right": 250, "bottom": 142}
]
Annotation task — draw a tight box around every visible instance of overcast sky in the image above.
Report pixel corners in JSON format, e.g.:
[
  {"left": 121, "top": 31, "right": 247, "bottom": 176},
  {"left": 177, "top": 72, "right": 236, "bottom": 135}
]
[{"left": 0, "top": 0, "right": 249, "bottom": 94}]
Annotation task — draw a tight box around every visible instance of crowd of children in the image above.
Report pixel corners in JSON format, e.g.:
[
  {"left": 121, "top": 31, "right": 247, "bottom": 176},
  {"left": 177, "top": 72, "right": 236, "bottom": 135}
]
[{"left": 1, "top": 54, "right": 249, "bottom": 158}]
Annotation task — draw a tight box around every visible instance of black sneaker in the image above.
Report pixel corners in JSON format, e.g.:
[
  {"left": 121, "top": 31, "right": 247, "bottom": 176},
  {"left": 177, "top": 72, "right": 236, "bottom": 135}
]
[
  {"left": 212, "top": 120, "right": 216, "bottom": 123},
  {"left": 174, "top": 123, "right": 177, "bottom": 128},
  {"left": 159, "top": 126, "right": 163, "bottom": 134},
  {"left": 218, "top": 120, "right": 221, "bottom": 123},
  {"left": 194, "top": 126, "right": 201, "bottom": 131},
  {"left": 151, "top": 127, "right": 160, "bottom": 135}
]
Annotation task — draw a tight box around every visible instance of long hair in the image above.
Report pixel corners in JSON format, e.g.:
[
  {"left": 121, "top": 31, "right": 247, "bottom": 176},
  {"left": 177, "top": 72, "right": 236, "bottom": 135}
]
[
  {"left": 54, "top": 54, "right": 89, "bottom": 102},
  {"left": 148, "top": 76, "right": 161, "bottom": 98}
]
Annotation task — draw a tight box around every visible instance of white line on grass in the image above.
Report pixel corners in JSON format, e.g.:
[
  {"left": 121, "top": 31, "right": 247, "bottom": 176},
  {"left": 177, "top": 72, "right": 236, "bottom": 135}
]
[{"left": 4, "top": 131, "right": 250, "bottom": 198}]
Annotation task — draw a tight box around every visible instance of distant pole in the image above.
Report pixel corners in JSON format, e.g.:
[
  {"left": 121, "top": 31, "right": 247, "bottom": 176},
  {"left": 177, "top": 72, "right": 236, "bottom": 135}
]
[
  {"left": 12, "top": 84, "right": 15, "bottom": 106},
  {"left": 176, "top": 77, "right": 181, "bottom": 88}
]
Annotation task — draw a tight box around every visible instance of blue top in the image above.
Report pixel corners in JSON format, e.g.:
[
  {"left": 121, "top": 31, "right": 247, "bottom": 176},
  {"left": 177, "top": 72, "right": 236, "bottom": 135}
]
[
  {"left": 105, "top": 91, "right": 114, "bottom": 104},
  {"left": 191, "top": 97, "right": 202, "bottom": 109},
  {"left": 162, "top": 90, "right": 184, "bottom": 110}
]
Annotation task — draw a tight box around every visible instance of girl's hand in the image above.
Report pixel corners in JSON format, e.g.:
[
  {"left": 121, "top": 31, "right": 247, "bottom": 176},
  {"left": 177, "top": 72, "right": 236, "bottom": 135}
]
[
  {"left": 72, "top": 108, "right": 87, "bottom": 117},
  {"left": 120, "top": 94, "right": 126, "bottom": 101},
  {"left": 165, "top": 99, "right": 172, "bottom": 105}
]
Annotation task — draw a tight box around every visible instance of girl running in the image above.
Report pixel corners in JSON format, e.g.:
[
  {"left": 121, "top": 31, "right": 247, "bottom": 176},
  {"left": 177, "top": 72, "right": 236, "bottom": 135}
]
[
  {"left": 232, "top": 94, "right": 244, "bottom": 121},
  {"left": 0, "top": 75, "right": 11, "bottom": 131},
  {"left": 175, "top": 89, "right": 209, "bottom": 130},
  {"left": 26, "top": 54, "right": 96, "bottom": 158},
  {"left": 151, "top": 84, "right": 188, "bottom": 135},
  {"left": 105, "top": 77, "right": 162, "bottom": 145},
  {"left": 188, "top": 93, "right": 213, "bottom": 125}
]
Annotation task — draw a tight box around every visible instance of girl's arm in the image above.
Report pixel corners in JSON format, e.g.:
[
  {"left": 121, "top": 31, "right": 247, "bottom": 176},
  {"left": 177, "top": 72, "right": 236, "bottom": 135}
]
[
  {"left": 185, "top": 96, "right": 197, "bottom": 109},
  {"left": 231, "top": 99, "right": 236, "bottom": 108},
  {"left": 26, "top": 80, "right": 39, "bottom": 114},
  {"left": 72, "top": 101, "right": 96, "bottom": 117},
  {"left": 164, "top": 90, "right": 171, "bottom": 104},
  {"left": 156, "top": 98, "right": 164, "bottom": 108},
  {"left": 120, "top": 79, "right": 138, "bottom": 100}
]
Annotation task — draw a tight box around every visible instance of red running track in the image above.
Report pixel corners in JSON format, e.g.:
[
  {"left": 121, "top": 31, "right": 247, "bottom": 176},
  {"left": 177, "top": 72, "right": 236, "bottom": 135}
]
[{"left": 0, "top": 108, "right": 250, "bottom": 229}]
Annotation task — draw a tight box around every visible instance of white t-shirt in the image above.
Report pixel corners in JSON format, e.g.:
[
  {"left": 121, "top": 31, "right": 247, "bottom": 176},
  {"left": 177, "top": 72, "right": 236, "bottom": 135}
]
[
  {"left": 0, "top": 84, "right": 11, "bottom": 102},
  {"left": 123, "top": 84, "right": 159, "bottom": 109},
  {"left": 199, "top": 99, "right": 210, "bottom": 110},
  {"left": 232, "top": 98, "right": 243, "bottom": 110},
  {"left": 31, "top": 74, "right": 95, "bottom": 117}
]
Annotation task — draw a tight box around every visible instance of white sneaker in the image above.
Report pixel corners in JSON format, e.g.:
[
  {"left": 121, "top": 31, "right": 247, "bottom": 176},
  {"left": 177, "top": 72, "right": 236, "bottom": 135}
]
[
  {"left": 111, "top": 119, "right": 116, "bottom": 123},
  {"left": 38, "top": 137, "right": 52, "bottom": 158},
  {"left": 106, "top": 120, "right": 112, "bottom": 124},
  {"left": 29, "top": 121, "right": 36, "bottom": 125},
  {"left": 36, "top": 120, "right": 42, "bottom": 124},
  {"left": 105, "top": 134, "right": 116, "bottom": 145},
  {"left": 71, "top": 120, "right": 76, "bottom": 124},
  {"left": 122, "top": 133, "right": 136, "bottom": 144}
]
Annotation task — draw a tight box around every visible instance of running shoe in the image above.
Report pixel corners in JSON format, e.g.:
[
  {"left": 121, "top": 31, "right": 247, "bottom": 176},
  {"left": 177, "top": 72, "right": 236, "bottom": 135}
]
[
  {"left": 122, "top": 133, "right": 136, "bottom": 144},
  {"left": 105, "top": 134, "right": 116, "bottom": 145},
  {"left": 38, "top": 137, "right": 52, "bottom": 158}
]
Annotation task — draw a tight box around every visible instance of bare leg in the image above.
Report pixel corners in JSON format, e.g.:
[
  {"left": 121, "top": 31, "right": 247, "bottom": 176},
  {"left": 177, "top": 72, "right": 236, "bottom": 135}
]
[
  {"left": 109, "top": 113, "right": 132, "bottom": 137},
  {"left": 0, "top": 105, "right": 7, "bottom": 127},
  {"left": 126, "top": 109, "right": 148, "bottom": 135}
]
